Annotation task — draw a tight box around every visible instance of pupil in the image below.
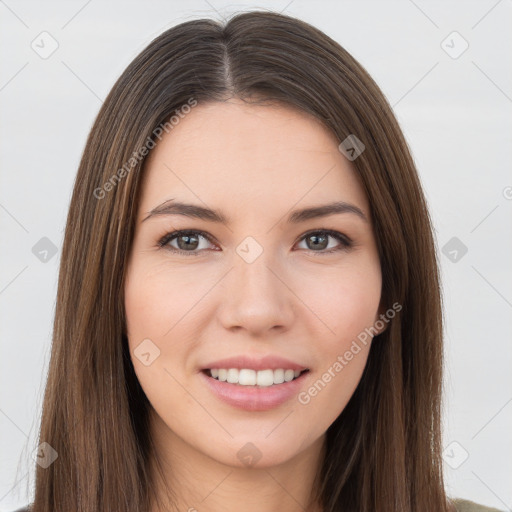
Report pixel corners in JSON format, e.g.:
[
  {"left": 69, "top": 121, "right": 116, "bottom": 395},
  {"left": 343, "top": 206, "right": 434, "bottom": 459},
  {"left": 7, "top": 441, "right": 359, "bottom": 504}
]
[
  {"left": 178, "top": 234, "right": 199, "bottom": 250},
  {"left": 309, "top": 234, "right": 327, "bottom": 250}
]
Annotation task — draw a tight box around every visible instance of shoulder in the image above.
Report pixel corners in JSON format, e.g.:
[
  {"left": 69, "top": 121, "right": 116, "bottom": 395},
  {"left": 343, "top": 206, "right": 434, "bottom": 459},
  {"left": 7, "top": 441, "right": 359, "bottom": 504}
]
[
  {"left": 9, "top": 507, "right": 31, "bottom": 512},
  {"left": 450, "top": 498, "right": 505, "bottom": 512}
]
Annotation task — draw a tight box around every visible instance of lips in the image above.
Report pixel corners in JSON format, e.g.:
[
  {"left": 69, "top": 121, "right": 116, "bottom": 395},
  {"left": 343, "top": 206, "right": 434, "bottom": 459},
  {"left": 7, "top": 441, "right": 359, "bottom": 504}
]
[
  {"left": 199, "top": 368, "right": 310, "bottom": 411},
  {"left": 201, "top": 354, "right": 309, "bottom": 373},
  {"left": 198, "top": 354, "right": 311, "bottom": 411}
]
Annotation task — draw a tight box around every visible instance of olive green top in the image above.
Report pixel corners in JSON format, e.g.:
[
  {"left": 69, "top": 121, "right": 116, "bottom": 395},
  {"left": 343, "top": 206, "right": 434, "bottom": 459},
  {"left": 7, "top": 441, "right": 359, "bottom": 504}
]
[{"left": 451, "top": 498, "right": 505, "bottom": 512}]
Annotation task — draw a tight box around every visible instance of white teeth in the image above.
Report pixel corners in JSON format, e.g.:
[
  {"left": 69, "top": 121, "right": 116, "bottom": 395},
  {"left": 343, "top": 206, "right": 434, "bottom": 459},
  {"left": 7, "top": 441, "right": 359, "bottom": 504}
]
[
  {"left": 226, "top": 368, "right": 239, "bottom": 383},
  {"left": 208, "top": 368, "right": 305, "bottom": 386},
  {"left": 239, "top": 369, "right": 256, "bottom": 386},
  {"left": 284, "top": 369, "right": 295, "bottom": 382},
  {"left": 273, "top": 368, "right": 284, "bottom": 384},
  {"left": 256, "top": 369, "right": 274, "bottom": 387}
]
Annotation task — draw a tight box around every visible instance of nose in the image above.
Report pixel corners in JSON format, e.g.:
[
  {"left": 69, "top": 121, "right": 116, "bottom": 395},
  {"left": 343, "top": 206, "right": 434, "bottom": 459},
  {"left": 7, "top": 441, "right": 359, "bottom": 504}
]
[{"left": 217, "top": 251, "right": 295, "bottom": 336}]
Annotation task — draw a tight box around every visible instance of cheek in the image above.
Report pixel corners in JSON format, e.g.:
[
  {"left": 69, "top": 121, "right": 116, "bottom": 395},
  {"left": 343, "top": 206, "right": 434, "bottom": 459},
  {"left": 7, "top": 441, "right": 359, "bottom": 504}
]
[
  {"left": 124, "top": 261, "right": 197, "bottom": 341},
  {"left": 292, "top": 260, "right": 381, "bottom": 415},
  {"left": 124, "top": 263, "right": 200, "bottom": 408},
  {"left": 124, "top": 260, "right": 214, "bottom": 389},
  {"left": 295, "top": 258, "right": 382, "bottom": 343},
  {"left": 125, "top": 278, "right": 165, "bottom": 339}
]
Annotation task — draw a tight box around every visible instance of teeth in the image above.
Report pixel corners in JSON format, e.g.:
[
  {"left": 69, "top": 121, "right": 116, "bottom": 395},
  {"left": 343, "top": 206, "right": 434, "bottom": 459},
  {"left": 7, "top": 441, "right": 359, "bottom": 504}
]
[
  {"left": 239, "top": 369, "right": 256, "bottom": 386},
  {"left": 256, "top": 369, "right": 273, "bottom": 387},
  {"left": 284, "top": 369, "right": 295, "bottom": 382},
  {"left": 226, "top": 368, "right": 239, "bottom": 383},
  {"left": 274, "top": 369, "right": 284, "bottom": 384},
  {"left": 207, "top": 368, "right": 305, "bottom": 386}
]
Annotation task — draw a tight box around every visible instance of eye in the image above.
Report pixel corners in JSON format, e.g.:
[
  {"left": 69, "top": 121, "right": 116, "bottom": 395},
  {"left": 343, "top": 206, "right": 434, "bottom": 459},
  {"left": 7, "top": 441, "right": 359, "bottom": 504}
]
[
  {"left": 157, "top": 229, "right": 353, "bottom": 256},
  {"left": 157, "top": 230, "right": 216, "bottom": 256},
  {"left": 295, "top": 229, "right": 353, "bottom": 254}
]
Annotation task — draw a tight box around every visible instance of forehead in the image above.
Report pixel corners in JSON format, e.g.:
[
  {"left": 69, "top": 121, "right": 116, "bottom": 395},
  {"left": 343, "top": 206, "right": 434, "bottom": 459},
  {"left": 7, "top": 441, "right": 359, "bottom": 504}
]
[{"left": 139, "top": 99, "right": 369, "bottom": 221}]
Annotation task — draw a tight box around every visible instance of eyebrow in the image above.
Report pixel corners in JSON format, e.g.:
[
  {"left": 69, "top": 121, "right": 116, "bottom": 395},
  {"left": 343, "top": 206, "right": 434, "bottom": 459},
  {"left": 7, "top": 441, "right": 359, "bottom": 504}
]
[{"left": 141, "top": 199, "right": 368, "bottom": 225}]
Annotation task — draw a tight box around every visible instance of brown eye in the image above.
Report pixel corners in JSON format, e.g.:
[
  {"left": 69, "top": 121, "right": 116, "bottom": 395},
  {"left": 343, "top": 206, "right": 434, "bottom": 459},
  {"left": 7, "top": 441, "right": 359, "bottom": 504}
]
[
  {"left": 158, "top": 230, "right": 215, "bottom": 255},
  {"left": 296, "top": 230, "right": 352, "bottom": 254},
  {"left": 174, "top": 233, "right": 200, "bottom": 251},
  {"left": 305, "top": 233, "right": 329, "bottom": 250}
]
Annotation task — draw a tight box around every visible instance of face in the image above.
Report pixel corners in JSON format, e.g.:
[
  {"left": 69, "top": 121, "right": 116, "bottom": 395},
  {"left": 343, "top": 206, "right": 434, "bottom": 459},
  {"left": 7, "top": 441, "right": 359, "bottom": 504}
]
[{"left": 124, "top": 98, "right": 385, "bottom": 469}]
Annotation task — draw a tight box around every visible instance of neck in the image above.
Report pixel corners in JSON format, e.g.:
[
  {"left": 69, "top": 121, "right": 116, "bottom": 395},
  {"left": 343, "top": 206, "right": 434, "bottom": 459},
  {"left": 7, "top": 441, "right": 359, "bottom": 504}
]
[{"left": 147, "top": 409, "right": 325, "bottom": 512}]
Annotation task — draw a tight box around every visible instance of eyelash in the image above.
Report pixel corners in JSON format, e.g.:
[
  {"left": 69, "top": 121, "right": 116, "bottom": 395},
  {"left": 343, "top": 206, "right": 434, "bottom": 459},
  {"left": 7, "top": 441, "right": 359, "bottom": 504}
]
[{"left": 156, "top": 229, "right": 353, "bottom": 257}]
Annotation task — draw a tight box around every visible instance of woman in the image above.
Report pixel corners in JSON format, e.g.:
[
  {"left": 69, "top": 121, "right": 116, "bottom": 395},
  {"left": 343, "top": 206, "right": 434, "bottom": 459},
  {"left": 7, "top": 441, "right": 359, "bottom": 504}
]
[{"left": 13, "top": 10, "right": 502, "bottom": 512}]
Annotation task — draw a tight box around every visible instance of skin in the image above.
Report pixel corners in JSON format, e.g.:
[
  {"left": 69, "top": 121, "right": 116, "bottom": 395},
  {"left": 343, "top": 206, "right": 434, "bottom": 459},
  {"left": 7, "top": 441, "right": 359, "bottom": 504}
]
[{"left": 124, "top": 98, "right": 386, "bottom": 512}]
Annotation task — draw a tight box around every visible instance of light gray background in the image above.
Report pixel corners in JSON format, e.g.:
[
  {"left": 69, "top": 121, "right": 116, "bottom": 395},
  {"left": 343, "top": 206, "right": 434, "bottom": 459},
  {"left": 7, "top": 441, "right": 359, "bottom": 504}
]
[{"left": 1, "top": 1, "right": 511, "bottom": 510}]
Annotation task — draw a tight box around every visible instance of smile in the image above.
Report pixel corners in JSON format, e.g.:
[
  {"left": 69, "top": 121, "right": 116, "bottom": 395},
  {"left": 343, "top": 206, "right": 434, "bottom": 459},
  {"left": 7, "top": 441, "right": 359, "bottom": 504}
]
[{"left": 205, "top": 368, "right": 309, "bottom": 387}]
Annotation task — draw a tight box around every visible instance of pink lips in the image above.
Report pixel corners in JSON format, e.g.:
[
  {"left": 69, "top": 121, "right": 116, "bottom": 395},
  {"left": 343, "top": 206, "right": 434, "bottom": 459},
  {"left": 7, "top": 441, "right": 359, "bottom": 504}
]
[
  {"left": 199, "top": 369, "right": 309, "bottom": 411},
  {"left": 201, "top": 354, "right": 308, "bottom": 372},
  {"left": 198, "top": 354, "right": 310, "bottom": 411}
]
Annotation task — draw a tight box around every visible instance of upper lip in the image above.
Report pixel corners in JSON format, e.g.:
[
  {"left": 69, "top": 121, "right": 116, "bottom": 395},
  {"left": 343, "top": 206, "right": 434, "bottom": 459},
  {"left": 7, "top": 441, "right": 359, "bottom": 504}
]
[{"left": 201, "top": 355, "right": 309, "bottom": 372}]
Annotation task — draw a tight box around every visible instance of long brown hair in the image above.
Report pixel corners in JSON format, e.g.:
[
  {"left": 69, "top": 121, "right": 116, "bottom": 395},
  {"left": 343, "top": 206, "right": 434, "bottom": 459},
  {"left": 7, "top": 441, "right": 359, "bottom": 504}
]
[{"left": 29, "top": 10, "right": 451, "bottom": 512}]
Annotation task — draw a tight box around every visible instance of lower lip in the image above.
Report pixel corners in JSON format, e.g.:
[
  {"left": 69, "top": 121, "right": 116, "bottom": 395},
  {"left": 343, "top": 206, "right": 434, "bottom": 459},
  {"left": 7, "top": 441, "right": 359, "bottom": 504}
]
[{"left": 199, "top": 370, "right": 309, "bottom": 411}]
